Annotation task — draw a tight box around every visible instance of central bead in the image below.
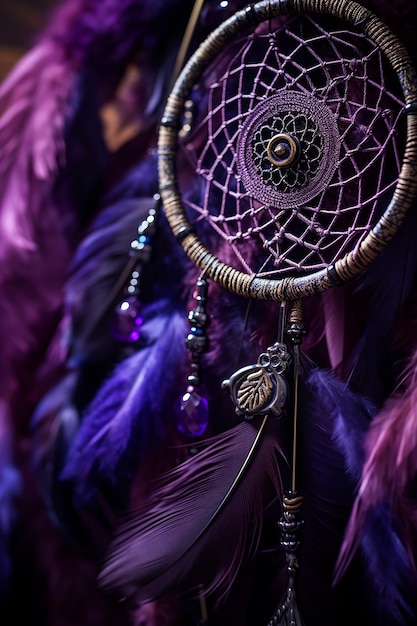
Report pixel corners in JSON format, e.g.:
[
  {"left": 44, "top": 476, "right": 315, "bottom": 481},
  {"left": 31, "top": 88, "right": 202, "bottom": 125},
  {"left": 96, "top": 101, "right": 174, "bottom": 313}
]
[{"left": 266, "top": 133, "right": 299, "bottom": 167}]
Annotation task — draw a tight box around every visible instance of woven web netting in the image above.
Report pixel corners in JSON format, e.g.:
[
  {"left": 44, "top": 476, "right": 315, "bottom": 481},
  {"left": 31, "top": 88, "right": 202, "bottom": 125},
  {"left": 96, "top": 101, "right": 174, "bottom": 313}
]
[{"left": 178, "top": 14, "right": 405, "bottom": 278}]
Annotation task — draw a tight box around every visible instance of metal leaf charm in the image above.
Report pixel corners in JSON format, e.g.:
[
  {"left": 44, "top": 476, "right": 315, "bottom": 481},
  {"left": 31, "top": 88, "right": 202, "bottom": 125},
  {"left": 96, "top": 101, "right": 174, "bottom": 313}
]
[
  {"left": 237, "top": 367, "right": 273, "bottom": 413},
  {"left": 222, "top": 342, "right": 291, "bottom": 419}
]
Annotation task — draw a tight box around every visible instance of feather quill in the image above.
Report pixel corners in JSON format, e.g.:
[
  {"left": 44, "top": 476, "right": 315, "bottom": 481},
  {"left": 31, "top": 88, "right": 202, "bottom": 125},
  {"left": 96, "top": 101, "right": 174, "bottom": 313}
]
[{"left": 99, "top": 416, "right": 283, "bottom": 604}]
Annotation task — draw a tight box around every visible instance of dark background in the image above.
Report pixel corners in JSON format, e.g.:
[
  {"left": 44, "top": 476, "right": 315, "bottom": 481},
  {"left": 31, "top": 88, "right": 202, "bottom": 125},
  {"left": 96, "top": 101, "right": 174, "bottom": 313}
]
[{"left": 0, "top": 0, "right": 57, "bottom": 80}]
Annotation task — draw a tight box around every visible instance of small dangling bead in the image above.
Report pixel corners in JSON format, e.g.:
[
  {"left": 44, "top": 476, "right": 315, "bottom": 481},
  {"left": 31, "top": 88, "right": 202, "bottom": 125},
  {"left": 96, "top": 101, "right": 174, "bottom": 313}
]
[
  {"left": 174, "top": 277, "right": 210, "bottom": 438},
  {"left": 111, "top": 296, "right": 144, "bottom": 343},
  {"left": 110, "top": 195, "right": 160, "bottom": 344},
  {"left": 174, "top": 386, "right": 209, "bottom": 438}
]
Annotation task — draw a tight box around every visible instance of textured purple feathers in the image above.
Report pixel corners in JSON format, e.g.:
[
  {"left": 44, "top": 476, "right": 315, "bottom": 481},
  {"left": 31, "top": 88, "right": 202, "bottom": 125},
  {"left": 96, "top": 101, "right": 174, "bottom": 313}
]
[
  {"left": 2, "top": 1, "right": 417, "bottom": 624},
  {"left": 0, "top": 0, "right": 194, "bottom": 617},
  {"left": 99, "top": 417, "right": 283, "bottom": 604},
  {"left": 61, "top": 304, "right": 188, "bottom": 501},
  {"left": 47, "top": 0, "right": 194, "bottom": 70},
  {"left": 300, "top": 367, "right": 413, "bottom": 624},
  {"left": 336, "top": 348, "right": 417, "bottom": 586},
  {"left": 0, "top": 43, "right": 71, "bottom": 254}
]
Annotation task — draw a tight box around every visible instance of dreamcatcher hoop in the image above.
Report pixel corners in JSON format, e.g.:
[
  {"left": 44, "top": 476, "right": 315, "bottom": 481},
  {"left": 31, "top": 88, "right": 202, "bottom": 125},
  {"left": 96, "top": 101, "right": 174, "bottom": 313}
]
[{"left": 158, "top": 0, "right": 417, "bottom": 302}]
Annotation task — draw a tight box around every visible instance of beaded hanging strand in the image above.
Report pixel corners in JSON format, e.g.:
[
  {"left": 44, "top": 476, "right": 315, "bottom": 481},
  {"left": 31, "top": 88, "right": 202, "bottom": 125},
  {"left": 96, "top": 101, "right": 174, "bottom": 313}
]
[
  {"left": 174, "top": 276, "right": 210, "bottom": 438},
  {"left": 112, "top": 0, "right": 208, "bottom": 346},
  {"left": 111, "top": 194, "right": 160, "bottom": 344}
]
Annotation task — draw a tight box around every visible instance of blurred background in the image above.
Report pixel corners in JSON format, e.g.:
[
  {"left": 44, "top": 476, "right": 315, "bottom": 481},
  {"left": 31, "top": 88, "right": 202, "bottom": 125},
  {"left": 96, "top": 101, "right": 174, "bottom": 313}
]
[{"left": 0, "top": 0, "right": 56, "bottom": 81}]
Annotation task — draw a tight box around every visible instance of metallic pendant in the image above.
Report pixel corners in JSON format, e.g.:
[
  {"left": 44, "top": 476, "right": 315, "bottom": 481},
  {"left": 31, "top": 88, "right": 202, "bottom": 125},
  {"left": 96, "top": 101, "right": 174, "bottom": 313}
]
[
  {"left": 267, "top": 492, "right": 305, "bottom": 626},
  {"left": 222, "top": 342, "right": 291, "bottom": 420},
  {"left": 269, "top": 595, "right": 304, "bottom": 626}
]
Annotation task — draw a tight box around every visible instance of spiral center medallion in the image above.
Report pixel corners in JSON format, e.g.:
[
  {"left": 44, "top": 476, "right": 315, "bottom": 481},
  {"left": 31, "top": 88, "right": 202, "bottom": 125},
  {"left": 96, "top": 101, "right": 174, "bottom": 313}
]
[{"left": 237, "top": 90, "right": 340, "bottom": 208}]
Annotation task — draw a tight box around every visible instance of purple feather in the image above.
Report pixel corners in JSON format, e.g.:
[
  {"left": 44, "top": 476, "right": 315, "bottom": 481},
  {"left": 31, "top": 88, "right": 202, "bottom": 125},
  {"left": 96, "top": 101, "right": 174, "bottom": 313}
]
[
  {"left": 0, "top": 0, "right": 105, "bottom": 460},
  {"left": 0, "top": 0, "right": 196, "bottom": 258},
  {"left": 47, "top": 0, "right": 194, "bottom": 67},
  {"left": 297, "top": 366, "right": 414, "bottom": 624},
  {"left": 99, "top": 416, "right": 283, "bottom": 604},
  {"left": 66, "top": 193, "right": 160, "bottom": 360},
  {"left": 0, "top": 62, "right": 73, "bottom": 439},
  {"left": 27, "top": 191, "right": 164, "bottom": 543},
  {"left": 335, "top": 349, "right": 417, "bottom": 582},
  {"left": 61, "top": 303, "right": 188, "bottom": 501},
  {"left": 0, "top": 41, "right": 74, "bottom": 255},
  {"left": 343, "top": 208, "right": 417, "bottom": 405},
  {"left": 359, "top": 509, "right": 415, "bottom": 623},
  {"left": 0, "top": 0, "right": 196, "bottom": 448}
]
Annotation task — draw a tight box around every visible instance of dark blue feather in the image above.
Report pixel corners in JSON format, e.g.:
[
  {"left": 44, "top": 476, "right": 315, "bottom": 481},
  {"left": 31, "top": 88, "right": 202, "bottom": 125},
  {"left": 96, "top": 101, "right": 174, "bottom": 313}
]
[
  {"left": 297, "top": 366, "right": 414, "bottom": 625},
  {"left": 61, "top": 302, "right": 188, "bottom": 502},
  {"left": 344, "top": 206, "right": 417, "bottom": 406},
  {"left": 0, "top": 434, "right": 21, "bottom": 598},
  {"left": 360, "top": 507, "right": 414, "bottom": 624},
  {"left": 66, "top": 193, "right": 159, "bottom": 363}
]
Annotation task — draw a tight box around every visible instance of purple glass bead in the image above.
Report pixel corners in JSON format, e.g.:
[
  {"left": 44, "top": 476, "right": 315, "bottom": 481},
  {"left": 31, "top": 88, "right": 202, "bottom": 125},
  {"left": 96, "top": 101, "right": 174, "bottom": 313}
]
[
  {"left": 174, "top": 390, "right": 209, "bottom": 438},
  {"left": 111, "top": 296, "right": 143, "bottom": 343}
]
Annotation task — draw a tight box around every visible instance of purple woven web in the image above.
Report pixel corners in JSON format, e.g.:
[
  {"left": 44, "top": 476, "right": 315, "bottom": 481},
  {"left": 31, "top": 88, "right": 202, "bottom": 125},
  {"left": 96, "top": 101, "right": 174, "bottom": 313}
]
[{"left": 179, "top": 15, "right": 405, "bottom": 278}]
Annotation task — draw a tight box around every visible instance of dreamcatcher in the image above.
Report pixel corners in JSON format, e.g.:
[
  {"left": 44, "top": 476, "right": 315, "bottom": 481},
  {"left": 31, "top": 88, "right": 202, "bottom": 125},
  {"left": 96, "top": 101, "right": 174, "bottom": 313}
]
[{"left": 98, "top": 0, "right": 417, "bottom": 624}]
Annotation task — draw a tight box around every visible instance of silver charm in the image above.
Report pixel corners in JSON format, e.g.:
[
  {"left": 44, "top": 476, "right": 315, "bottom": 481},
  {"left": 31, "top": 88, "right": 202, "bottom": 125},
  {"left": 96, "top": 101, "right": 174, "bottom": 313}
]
[{"left": 222, "top": 342, "right": 291, "bottom": 419}]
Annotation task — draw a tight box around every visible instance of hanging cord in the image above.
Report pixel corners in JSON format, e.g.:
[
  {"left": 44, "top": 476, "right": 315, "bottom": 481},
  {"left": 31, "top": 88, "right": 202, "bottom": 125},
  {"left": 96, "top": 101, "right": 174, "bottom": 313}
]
[
  {"left": 171, "top": 0, "right": 206, "bottom": 88},
  {"left": 292, "top": 345, "right": 300, "bottom": 493},
  {"left": 267, "top": 300, "right": 307, "bottom": 626},
  {"left": 287, "top": 300, "right": 306, "bottom": 492}
]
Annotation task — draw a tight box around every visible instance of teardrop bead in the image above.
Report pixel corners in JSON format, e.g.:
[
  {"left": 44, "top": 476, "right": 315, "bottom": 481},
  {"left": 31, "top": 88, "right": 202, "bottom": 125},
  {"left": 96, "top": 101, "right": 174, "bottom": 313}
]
[
  {"left": 174, "top": 390, "right": 209, "bottom": 437},
  {"left": 111, "top": 296, "right": 143, "bottom": 343}
]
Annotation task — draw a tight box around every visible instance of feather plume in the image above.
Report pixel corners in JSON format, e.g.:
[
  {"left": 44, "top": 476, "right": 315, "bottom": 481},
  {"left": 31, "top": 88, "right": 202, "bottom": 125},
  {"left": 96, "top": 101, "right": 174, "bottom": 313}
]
[
  {"left": 0, "top": 4, "right": 110, "bottom": 450},
  {"left": 0, "top": 39, "right": 75, "bottom": 428},
  {"left": 61, "top": 303, "right": 188, "bottom": 501},
  {"left": 99, "top": 416, "right": 283, "bottom": 604},
  {"left": 66, "top": 195, "right": 159, "bottom": 361},
  {"left": 335, "top": 346, "right": 417, "bottom": 586},
  {"left": 29, "top": 183, "right": 163, "bottom": 537},
  {"left": 30, "top": 371, "right": 79, "bottom": 515},
  {"left": 344, "top": 209, "right": 417, "bottom": 404},
  {"left": 0, "top": 41, "right": 74, "bottom": 255},
  {"left": 0, "top": 0, "right": 198, "bottom": 256},
  {"left": 294, "top": 366, "right": 413, "bottom": 624}
]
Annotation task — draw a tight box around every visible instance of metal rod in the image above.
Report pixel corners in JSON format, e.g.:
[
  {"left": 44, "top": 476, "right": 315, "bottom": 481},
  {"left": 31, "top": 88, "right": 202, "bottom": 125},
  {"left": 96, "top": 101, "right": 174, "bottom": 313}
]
[{"left": 171, "top": 0, "right": 206, "bottom": 89}]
